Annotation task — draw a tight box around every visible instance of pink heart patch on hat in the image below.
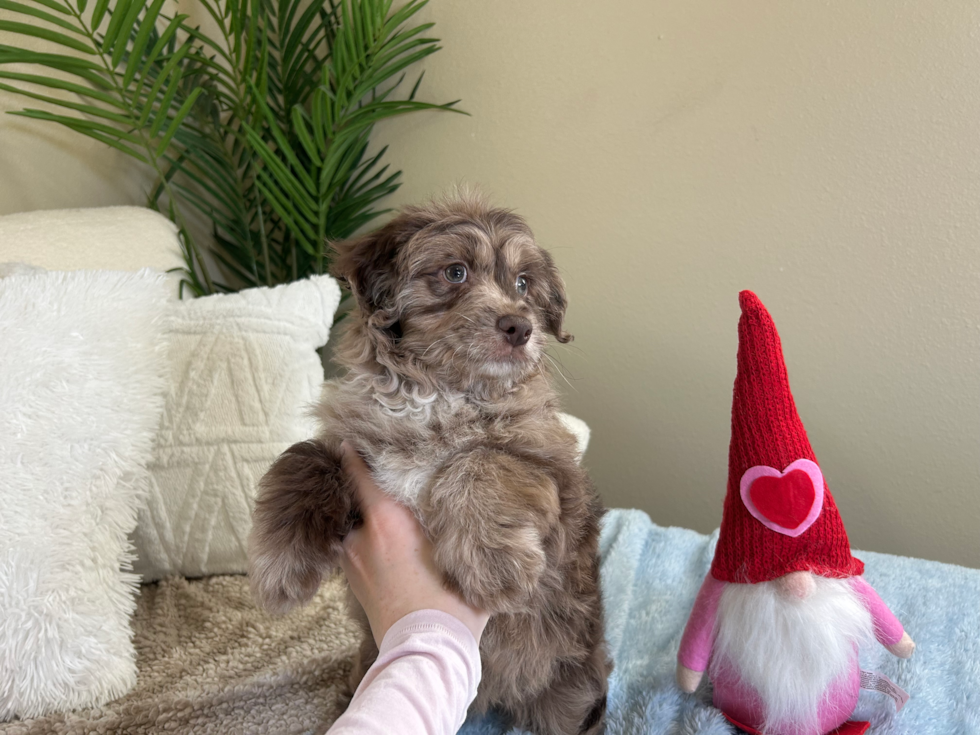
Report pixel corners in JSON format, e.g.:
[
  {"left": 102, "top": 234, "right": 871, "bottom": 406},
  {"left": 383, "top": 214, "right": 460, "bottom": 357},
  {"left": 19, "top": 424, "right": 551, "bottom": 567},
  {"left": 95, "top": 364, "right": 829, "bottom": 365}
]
[{"left": 740, "top": 459, "right": 824, "bottom": 537}]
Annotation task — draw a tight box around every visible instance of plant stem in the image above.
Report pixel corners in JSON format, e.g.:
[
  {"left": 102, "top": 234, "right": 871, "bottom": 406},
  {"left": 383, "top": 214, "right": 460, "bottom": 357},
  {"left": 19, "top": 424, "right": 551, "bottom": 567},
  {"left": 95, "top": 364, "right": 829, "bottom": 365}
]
[
  {"left": 198, "top": 0, "right": 271, "bottom": 288},
  {"left": 256, "top": 198, "right": 271, "bottom": 285}
]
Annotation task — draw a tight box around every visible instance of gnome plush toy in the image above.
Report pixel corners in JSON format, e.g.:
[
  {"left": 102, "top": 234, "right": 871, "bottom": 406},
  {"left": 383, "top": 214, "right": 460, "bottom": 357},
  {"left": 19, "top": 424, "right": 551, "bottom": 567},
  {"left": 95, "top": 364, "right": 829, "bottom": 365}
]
[{"left": 676, "top": 291, "right": 915, "bottom": 735}]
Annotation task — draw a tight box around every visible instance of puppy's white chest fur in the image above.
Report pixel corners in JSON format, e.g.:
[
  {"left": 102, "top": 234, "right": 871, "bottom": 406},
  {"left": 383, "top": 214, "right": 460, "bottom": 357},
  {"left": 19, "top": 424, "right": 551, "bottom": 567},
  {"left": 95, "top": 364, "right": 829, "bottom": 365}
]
[
  {"left": 370, "top": 453, "right": 437, "bottom": 508},
  {"left": 350, "top": 391, "right": 479, "bottom": 510}
]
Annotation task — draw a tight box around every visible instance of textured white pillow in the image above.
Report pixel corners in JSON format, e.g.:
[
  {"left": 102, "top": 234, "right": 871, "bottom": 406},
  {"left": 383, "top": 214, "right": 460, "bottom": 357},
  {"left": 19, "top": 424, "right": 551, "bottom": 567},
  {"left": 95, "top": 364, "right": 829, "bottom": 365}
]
[
  {"left": 132, "top": 275, "right": 342, "bottom": 581},
  {"left": 558, "top": 412, "right": 591, "bottom": 460},
  {"left": 0, "top": 269, "right": 169, "bottom": 720}
]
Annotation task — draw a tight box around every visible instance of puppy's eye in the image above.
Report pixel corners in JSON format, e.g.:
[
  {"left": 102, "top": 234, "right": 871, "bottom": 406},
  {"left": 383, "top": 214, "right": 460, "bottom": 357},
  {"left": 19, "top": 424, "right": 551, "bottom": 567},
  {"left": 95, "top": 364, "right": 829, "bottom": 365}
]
[
  {"left": 515, "top": 274, "right": 528, "bottom": 296},
  {"left": 444, "top": 264, "right": 467, "bottom": 283}
]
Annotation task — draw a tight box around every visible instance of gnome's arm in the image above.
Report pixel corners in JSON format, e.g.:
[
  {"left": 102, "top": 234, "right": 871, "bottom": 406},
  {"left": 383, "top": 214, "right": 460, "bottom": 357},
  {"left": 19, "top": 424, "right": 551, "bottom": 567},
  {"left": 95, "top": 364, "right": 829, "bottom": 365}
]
[
  {"left": 850, "top": 576, "right": 916, "bottom": 658},
  {"left": 676, "top": 572, "right": 727, "bottom": 693}
]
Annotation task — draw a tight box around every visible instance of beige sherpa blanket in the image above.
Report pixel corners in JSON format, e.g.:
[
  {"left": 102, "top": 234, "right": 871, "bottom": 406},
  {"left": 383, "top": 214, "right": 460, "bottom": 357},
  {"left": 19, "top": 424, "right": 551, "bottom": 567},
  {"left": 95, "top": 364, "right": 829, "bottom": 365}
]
[{"left": 3, "top": 574, "right": 360, "bottom": 735}]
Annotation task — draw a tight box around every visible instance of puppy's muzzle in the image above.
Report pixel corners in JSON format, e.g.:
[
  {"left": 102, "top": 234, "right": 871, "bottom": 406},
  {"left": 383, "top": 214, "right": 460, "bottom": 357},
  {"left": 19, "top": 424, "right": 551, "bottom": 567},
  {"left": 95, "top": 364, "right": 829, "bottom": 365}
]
[{"left": 497, "top": 315, "right": 533, "bottom": 347}]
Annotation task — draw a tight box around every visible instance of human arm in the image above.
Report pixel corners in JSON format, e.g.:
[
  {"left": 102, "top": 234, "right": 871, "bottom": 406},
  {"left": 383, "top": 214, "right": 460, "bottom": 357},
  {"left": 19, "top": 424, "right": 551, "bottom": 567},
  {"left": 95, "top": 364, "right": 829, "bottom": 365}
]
[
  {"left": 338, "top": 442, "right": 489, "bottom": 645},
  {"left": 328, "top": 609, "right": 482, "bottom": 735},
  {"left": 328, "top": 444, "right": 489, "bottom": 735}
]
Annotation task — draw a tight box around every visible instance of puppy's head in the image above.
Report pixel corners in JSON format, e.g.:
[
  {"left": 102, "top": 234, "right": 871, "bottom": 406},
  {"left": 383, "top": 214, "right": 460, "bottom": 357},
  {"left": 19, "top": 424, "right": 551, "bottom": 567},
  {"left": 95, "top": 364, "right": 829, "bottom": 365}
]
[{"left": 331, "top": 194, "right": 570, "bottom": 392}]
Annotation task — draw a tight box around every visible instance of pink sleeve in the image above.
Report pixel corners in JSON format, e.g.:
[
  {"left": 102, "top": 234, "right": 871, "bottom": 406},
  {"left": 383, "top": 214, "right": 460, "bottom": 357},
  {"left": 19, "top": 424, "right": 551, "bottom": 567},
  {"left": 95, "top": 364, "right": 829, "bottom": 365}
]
[
  {"left": 677, "top": 572, "right": 726, "bottom": 672},
  {"left": 849, "top": 576, "right": 905, "bottom": 646},
  {"left": 328, "top": 610, "right": 481, "bottom": 735}
]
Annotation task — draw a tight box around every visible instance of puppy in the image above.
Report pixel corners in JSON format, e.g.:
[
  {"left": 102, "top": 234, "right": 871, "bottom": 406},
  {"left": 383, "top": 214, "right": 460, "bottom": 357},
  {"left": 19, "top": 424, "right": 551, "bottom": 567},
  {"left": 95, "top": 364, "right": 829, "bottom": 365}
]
[{"left": 248, "top": 194, "right": 612, "bottom": 735}]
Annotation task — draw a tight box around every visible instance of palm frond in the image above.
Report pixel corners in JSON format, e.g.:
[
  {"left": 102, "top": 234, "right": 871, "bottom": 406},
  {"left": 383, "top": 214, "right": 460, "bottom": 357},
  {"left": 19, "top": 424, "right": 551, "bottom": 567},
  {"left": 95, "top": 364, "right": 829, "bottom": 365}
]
[{"left": 1, "top": 0, "right": 462, "bottom": 295}]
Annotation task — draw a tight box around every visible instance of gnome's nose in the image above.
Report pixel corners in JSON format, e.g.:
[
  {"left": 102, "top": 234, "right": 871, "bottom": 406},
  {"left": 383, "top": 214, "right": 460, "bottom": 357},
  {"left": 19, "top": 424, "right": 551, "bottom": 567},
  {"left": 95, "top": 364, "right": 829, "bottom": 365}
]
[{"left": 777, "top": 571, "right": 815, "bottom": 600}]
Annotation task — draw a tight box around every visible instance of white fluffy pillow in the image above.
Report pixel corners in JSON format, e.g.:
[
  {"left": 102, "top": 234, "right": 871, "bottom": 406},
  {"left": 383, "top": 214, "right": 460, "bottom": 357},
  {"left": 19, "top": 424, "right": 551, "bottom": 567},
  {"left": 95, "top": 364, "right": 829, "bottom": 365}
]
[
  {"left": 132, "top": 275, "right": 341, "bottom": 581},
  {"left": 0, "top": 269, "right": 170, "bottom": 719}
]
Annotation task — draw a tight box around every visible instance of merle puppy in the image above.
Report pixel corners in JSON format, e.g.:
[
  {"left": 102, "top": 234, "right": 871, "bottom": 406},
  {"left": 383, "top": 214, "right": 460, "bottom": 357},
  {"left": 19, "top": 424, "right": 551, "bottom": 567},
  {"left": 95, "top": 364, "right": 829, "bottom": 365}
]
[{"left": 248, "top": 194, "right": 611, "bottom": 734}]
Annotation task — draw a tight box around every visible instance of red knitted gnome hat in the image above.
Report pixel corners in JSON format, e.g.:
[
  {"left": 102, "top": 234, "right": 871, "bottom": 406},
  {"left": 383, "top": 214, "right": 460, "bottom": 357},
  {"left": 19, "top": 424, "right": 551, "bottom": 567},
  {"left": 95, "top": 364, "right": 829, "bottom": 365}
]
[{"left": 710, "top": 291, "right": 864, "bottom": 584}]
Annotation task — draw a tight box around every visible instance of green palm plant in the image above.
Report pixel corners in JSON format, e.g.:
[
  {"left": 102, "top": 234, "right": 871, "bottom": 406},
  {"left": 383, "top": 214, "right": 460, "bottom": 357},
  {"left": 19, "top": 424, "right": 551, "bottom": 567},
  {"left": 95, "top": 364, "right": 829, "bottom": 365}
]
[{"left": 0, "top": 0, "right": 460, "bottom": 295}]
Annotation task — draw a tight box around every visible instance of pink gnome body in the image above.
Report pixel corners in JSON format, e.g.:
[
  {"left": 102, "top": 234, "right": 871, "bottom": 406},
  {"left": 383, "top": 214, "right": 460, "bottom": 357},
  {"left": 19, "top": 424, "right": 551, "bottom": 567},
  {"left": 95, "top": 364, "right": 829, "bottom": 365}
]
[
  {"left": 678, "top": 572, "right": 911, "bottom": 734},
  {"left": 676, "top": 292, "right": 914, "bottom": 735}
]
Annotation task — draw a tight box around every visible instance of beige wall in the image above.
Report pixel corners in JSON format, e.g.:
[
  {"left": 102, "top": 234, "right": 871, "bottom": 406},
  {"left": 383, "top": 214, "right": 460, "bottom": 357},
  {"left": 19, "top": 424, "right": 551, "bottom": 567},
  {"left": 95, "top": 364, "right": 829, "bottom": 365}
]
[
  {"left": 0, "top": 92, "right": 149, "bottom": 213},
  {"left": 2, "top": 2, "right": 978, "bottom": 568}
]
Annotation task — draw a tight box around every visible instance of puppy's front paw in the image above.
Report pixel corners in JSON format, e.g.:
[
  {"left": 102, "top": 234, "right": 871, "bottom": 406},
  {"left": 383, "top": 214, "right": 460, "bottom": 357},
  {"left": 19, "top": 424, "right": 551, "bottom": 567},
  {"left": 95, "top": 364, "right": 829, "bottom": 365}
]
[
  {"left": 435, "top": 521, "right": 546, "bottom": 613},
  {"left": 424, "top": 448, "right": 560, "bottom": 614},
  {"left": 247, "top": 439, "right": 352, "bottom": 613},
  {"left": 249, "top": 552, "right": 322, "bottom": 614}
]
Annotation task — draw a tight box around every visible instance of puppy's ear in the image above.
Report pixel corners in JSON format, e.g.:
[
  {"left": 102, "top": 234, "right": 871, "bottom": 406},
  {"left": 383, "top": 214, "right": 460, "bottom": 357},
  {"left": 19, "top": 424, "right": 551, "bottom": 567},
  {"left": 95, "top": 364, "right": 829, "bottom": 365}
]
[
  {"left": 535, "top": 249, "right": 573, "bottom": 344},
  {"left": 330, "top": 226, "right": 403, "bottom": 325}
]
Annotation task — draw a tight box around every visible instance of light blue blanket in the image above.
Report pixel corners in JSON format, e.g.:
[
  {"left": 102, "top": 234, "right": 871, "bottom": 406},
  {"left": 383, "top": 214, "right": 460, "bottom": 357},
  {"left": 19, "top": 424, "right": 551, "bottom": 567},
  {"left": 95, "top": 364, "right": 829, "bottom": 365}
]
[{"left": 460, "top": 509, "right": 980, "bottom": 735}]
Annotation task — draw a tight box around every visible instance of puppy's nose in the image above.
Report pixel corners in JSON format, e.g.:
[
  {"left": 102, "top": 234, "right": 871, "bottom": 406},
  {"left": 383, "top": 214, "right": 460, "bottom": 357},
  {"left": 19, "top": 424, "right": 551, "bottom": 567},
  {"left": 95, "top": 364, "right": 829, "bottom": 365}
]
[{"left": 497, "top": 315, "right": 533, "bottom": 347}]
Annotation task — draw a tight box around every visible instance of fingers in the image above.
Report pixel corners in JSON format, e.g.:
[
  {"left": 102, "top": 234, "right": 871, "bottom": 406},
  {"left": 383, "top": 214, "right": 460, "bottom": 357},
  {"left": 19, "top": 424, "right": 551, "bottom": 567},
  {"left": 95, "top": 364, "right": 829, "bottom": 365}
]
[{"left": 341, "top": 441, "right": 385, "bottom": 514}]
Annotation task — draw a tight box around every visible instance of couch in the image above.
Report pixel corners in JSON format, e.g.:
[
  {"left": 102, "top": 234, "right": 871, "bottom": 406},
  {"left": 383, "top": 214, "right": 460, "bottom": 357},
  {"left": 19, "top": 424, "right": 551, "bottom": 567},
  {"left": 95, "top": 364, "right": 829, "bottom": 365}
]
[{"left": 0, "top": 207, "right": 976, "bottom": 735}]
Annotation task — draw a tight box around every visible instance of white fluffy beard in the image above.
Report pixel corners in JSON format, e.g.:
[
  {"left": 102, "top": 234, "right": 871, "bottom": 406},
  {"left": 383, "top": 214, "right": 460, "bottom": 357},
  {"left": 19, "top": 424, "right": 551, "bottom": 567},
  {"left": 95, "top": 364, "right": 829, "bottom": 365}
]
[{"left": 711, "top": 576, "right": 875, "bottom": 735}]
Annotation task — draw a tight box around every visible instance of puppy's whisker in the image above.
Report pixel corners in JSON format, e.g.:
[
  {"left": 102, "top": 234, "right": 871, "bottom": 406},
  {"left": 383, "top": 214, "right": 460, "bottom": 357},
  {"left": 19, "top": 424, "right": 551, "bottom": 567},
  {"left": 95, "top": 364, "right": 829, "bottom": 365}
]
[
  {"left": 558, "top": 343, "right": 589, "bottom": 359},
  {"left": 450, "top": 344, "right": 465, "bottom": 370},
  {"left": 422, "top": 336, "right": 450, "bottom": 358},
  {"left": 544, "top": 348, "right": 576, "bottom": 376},
  {"left": 544, "top": 352, "right": 576, "bottom": 393}
]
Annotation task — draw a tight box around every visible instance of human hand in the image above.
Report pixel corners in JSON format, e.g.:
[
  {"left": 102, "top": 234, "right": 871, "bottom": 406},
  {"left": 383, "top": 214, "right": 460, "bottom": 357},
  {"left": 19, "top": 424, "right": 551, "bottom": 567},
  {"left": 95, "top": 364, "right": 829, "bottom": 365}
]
[{"left": 339, "top": 442, "right": 490, "bottom": 647}]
